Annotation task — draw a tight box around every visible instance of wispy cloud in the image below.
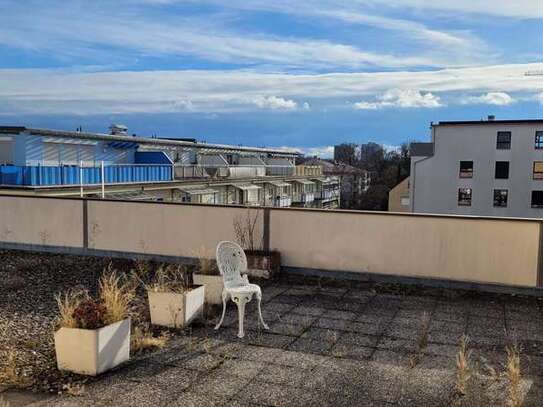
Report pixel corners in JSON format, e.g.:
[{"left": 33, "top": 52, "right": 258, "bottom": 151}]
[
  {"left": 354, "top": 89, "right": 443, "bottom": 109},
  {"left": 1, "top": 63, "right": 543, "bottom": 115}
]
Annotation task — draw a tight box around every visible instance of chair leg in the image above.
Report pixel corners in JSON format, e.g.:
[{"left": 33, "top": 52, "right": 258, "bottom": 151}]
[
  {"left": 256, "top": 293, "right": 269, "bottom": 330},
  {"left": 214, "top": 291, "right": 228, "bottom": 331},
  {"left": 234, "top": 295, "right": 249, "bottom": 338}
]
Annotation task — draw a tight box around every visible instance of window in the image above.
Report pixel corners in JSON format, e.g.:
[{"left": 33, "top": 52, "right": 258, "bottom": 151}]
[
  {"left": 495, "top": 161, "right": 509, "bottom": 179},
  {"left": 459, "top": 161, "right": 473, "bottom": 178},
  {"left": 496, "top": 131, "right": 511, "bottom": 149},
  {"left": 536, "top": 131, "right": 543, "bottom": 149},
  {"left": 493, "top": 189, "right": 508, "bottom": 207},
  {"left": 458, "top": 188, "right": 472, "bottom": 206},
  {"left": 534, "top": 162, "right": 543, "bottom": 179},
  {"left": 532, "top": 191, "right": 543, "bottom": 208}
]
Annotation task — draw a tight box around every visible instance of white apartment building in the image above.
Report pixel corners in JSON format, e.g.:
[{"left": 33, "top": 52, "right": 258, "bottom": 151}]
[{"left": 410, "top": 118, "right": 543, "bottom": 218}]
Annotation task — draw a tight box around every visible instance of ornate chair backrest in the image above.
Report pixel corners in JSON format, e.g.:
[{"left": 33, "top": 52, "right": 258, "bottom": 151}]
[{"left": 216, "top": 241, "right": 247, "bottom": 288}]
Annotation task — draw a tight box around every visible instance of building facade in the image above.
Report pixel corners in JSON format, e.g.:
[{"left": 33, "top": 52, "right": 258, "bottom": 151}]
[
  {"left": 302, "top": 158, "right": 370, "bottom": 209},
  {"left": 410, "top": 118, "right": 543, "bottom": 218},
  {"left": 0, "top": 125, "right": 339, "bottom": 208},
  {"left": 388, "top": 177, "right": 410, "bottom": 212}
]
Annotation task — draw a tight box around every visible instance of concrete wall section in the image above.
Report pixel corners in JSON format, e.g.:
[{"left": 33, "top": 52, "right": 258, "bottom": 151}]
[
  {"left": 87, "top": 200, "right": 262, "bottom": 257},
  {"left": 0, "top": 196, "right": 84, "bottom": 247},
  {"left": 269, "top": 209, "right": 540, "bottom": 287}
]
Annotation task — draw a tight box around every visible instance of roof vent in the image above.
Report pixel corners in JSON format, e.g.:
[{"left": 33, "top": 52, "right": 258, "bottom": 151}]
[
  {"left": 109, "top": 124, "right": 128, "bottom": 135},
  {"left": 487, "top": 115, "right": 495, "bottom": 121}
]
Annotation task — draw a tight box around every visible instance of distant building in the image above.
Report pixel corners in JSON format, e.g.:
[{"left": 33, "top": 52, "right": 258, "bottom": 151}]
[
  {"left": 302, "top": 157, "right": 370, "bottom": 209},
  {"left": 333, "top": 143, "right": 359, "bottom": 166},
  {"left": 388, "top": 177, "right": 410, "bottom": 212},
  {"left": 0, "top": 125, "right": 339, "bottom": 209},
  {"left": 410, "top": 117, "right": 543, "bottom": 218}
]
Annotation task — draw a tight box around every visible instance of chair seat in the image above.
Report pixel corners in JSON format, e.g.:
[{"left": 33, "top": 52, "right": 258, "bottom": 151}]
[{"left": 226, "top": 283, "right": 261, "bottom": 295}]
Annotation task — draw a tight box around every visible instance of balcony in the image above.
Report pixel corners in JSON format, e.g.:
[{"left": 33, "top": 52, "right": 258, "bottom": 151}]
[{"left": 0, "top": 164, "right": 172, "bottom": 186}]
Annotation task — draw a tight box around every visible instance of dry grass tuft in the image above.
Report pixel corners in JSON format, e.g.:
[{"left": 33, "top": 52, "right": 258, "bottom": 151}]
[
  {"left": 55, "top": 289, "right": 89, "bottom": 329},
  {"left": 0, "top": 348, "right": 32, "bottom": 388},
  {"left": 506, "top": 345, "right": 522, "bottom": 407},
  {"left": 0, "top": 396, "right": 10, "bottom": 407},
  {"left": 62, "top": 382, "right": 85, "bottom": 397},
  {"left": 408, "top": 311, "right": 430, "bottom": 368},
  {"left": 145, "top": 264, "right": 189, "bottom": 293},
  {"left": 455, "top": 334, "right": 472, "bottom": 396},
  {"left": 131, "top": 326, "right": 169, "bottom": 353},
  {"left": 99, "top": 265, "right": 136, "bottom": 325},
  {"left": 193, "top": 246, "right": 218, "bottom": 275}
]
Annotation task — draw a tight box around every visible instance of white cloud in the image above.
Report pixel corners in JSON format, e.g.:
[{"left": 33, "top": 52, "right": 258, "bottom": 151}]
[
  {"left": 463, "top": 92, "right": 515, "bottom": 106},
  {"left": 1, "top": 62, "right": 543, "bottom": 115},
  {"left": 295, "top": 146, "right": 334, "bottom": 158},
  {"left": 253, "top": 96, "right": 298, "bottom": 110},
  {"left": 354, "top": 89, "right": 443, "bottom": 110}
]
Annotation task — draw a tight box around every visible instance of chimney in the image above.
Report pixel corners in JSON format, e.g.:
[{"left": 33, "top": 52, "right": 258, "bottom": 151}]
[{"left": 487, "top": 115, "right": 495, "bottom": 121}]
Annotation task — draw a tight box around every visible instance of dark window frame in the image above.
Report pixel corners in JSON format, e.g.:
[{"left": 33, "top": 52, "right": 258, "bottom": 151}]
[
  {"left": 459, "top": 161, "right": 473, "bottom": 178},
  {"left": 494, "top": 161, "right": 509, "bottom": 179},
  {"left": 496, "top": 131, "right": 511, "bottom": 149},
  {"left": 531, "top": 191, "right": 543, "bottom": 208},
  {"left": 493, "top": 189, "right": 508, "bottom": 207},
  {"left": 458, "top": 188, "right": 472, "bottom": 206},
  {"left": 533, "top": 162, "right": 543, "bottom": 180},
  {"left": 536, "top": 131, "right": 543, "bottom": 149}
]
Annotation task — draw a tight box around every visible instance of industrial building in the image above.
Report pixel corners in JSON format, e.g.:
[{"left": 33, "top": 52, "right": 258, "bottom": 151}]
[{"left": 0, "top": 125, "right": 339, "bottom": 208}]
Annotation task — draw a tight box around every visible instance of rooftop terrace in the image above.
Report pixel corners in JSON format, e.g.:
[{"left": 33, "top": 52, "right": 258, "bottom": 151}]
[{"left": 1, "top": 250, "right": 542, "bottom": 406}]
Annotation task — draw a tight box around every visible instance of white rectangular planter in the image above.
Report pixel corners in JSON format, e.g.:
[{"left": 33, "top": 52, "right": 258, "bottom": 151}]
[
  {"left": 148, "top": 285, "right": 205, "bottom": 328},
  {"left": 54, "top": 318, "right": 131, "bottom": 376},
  {"left": 193, "top": 274, "right": 224, "bottom": 305}
]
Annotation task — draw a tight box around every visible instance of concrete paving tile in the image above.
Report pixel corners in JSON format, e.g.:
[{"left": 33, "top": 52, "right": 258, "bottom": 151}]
[
  {"left": 314, "top": 317, "right": 352, "bottom": 331},
  {"left": 287, "top": 338, "right": 335, "bottom": 355},
  {"left": 275, "top": 313, "right": 317, "bottom": 327},
  {"left": 218, "top": 358, "right": 267, "bottom": 379},
  {"left": 371, "top": 350, "right": 415, "bottom": 367},
  {"left": 331, "top": 342, "right": 374, "bottom": 360},
  {"left": 238, "top": 381, "right": 320, "bottom": 407},
  {"left": 376, "top": 337, "right": 417, "bottom": 352},
  {"left": 347, "top": 321, "right": 386, "bottom": 335},
  {"left": 169, "top": 391, "right": 224, "bottom": 407},
  {"left": 321, "top": 309, "right": 358, "bottom": 321},
  {"left": 301, "top": 326, "right": 342, "bottom": 342},
  {"left": 337, "top": 332, "right": 380, "bottom": 347},
  {"left": 268, "top": 321, "right": 307, "bottom": 336},
  {"left": 255, "top": 363, "right": 309, "bottom": 387},
  {"left": 424, "top": 343, "right": 458, "bottom": 358},
  {"left": 290, "top": 305, "right": 328, "bottom": 316}
]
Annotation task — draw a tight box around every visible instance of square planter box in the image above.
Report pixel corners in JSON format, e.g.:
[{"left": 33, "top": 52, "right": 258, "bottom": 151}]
[
  {"left": 245, "top": 250, "right": 281, "bottom": 279},
  {"left": 54, "top": 318, "right": 131, "bottom": 376},
  {"left": 193, "top": 274, "right": 224, "bottom": 305},
  {"left": 148, "top": 285, "right": 205, "bottom": 328}
]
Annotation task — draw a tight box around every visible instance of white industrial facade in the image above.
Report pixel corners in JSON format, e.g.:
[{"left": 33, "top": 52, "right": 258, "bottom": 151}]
[{"left": 410, "top": 118, "right": 543, "bottom": 218}]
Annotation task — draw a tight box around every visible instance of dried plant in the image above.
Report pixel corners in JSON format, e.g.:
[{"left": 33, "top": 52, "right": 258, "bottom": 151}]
[
  {"left": 409, "top": 311, "right": 430, "bottom": 368},
  {"left": 131, "top": 326, "right": 169, "bottom": 353},
  {"left": 99, "top": 266, "right": 136, "bottom": 325},
  {"left": 55, "top": 289, "right": 90, "bottom": 329},
  {"left": 145, "top": 264, "right": 189, "bottom": 293},
  {"left": 455, "top": 334, "right": 472, "bottom": 395},
  {"left": 0, "top": 348, "right": 31, "bottom": 388},
  {"left": 506, "top": 345, "right": 522, "bottom": 407},
  {"left": 0, "top": 396, "right": 10, "bottom": 407},
  {"left": 233, "top": 209, "right": 262, "bottom": 251},
  {"left": 62, "top": 382, "right": 85, "bottom": 397},
  {"left": 193, "top": 246, "right": 218, "bottom": 275}
]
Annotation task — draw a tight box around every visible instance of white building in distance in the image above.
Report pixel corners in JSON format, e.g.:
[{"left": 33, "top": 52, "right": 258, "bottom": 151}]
[{"left": 410, "top": 117, "right": 543, "bottom": 218}]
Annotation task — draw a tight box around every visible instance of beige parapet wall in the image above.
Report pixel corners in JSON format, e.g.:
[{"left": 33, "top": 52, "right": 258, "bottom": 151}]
[
  {"left": 0, "top": 195, "right": 540, "bottom": 288},
  {"left": 270, "top": 209, "right": 541, "bottom": 288},
  {"left": 0, "top": 195, "right": 84, "bottom": 247}
]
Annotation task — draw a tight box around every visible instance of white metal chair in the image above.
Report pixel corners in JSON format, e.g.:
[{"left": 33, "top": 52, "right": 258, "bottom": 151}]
[{"left": 214, "top": 241, "right": 269, "bottom": 338}]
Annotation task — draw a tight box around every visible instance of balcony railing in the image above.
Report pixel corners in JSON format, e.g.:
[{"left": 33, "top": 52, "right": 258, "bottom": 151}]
[
  {"left": 293, "top": 192, "right": 315, "bottom": 203},
  {"left": 174, "top": 164, "right": 295, "bottom": 179},
  {"left": 0, "top": 164, "right": 173, "bottom": 186}
]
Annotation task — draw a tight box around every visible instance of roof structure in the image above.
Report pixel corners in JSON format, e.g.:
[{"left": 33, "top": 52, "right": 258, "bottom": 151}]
[
  {"left": 0, "top": 126, "right": 299, "bottom": 157},
  {"left": 433, "top": 119, "right": 543, "bottom": 126}
]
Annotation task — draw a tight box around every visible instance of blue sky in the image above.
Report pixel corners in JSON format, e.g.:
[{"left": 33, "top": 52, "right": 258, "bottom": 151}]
[{"left": 1, "top": 1, "right": 543, "bottom": 156}]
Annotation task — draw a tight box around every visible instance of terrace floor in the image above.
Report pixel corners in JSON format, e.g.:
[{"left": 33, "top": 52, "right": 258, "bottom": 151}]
[{"left": 14, "top": 277, "right": 543, "bottom": 407}]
